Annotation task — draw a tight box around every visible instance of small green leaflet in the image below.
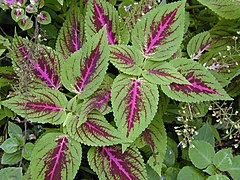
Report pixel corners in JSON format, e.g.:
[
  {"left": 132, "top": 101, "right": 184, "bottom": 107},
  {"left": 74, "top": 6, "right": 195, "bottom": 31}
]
[
  {"left": 197, "top": 0, "right": 240, "bottom": 20},
  {"left": 111, "top": 74, "right": 159, "bottom": 142},
  {"left": 88, "top": 145, "right": 147, "bottom": 179},
  {"left": 132, "top": 1, "right": 185, "bottom": 60},
  {"left": 61, "top": 26, "right": 109, "bottom": 99},
  {"left": 213, "top": 148, "right": 233, "bottom": 171},
  {"left": 161, "top": 59, "right": 233, "bottom": 103},
  {"left": 2, "top": 88, "right": 68, "bottom": 124},
  {"left": 30, "top": 133, "right": 82, "bottom": 180},
  {"left": 187, "top": 31, "right": 212, "bottom": 60},
  {"left": 142, "top": 61, "right": 189, "bottom": 85}
]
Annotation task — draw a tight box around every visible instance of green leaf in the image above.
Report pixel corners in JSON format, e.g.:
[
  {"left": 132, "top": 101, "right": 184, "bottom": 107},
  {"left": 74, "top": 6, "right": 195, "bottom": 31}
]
[
  {"left": 142, "top": 61, "right": 189, "bottom": 85},
  {"left": 61, "top": 26, "right": 109, "bottom": 99},
  {"left": 0, "top": 49, "right": 5, "bottom": 56},
  {"left": 207, "top": 174, "right": 230, "bottom": 180},
  {"left": 109, "top": 45, "right": 143, "bottom": 76},
  {"left": 30, "top": 133, "right": 82, "bottom": 180},
  {"left": 187, "top": 31, "right": 212, "bottom": 60},
  {"left": 111, "top": 73, "right": 159, "bottom": 142},
  {"left": 0, "top": 137, "right": 19, "bottom": 153},
  {"left": 146, "top": 164, "right": 161, "bottom": 180},
  {"left": 1, "top": 151, "right": 21, "bottom": 165},
  {"left": 197, "top": 0, "right": 240, "bottom": 20},
  {"left": 189, "top": 140, "right": 215, "bottom": 169},
  {"left": 161, "top": 59, "right": 233, "bottom": 103},
  {"left": 18, "top": 16, "right": 33, "bottom": 31},
  {"left": 8, "top": 121, "right": 22, "bottom": 138},
  {"left": 193, "top": 124, "right": 215, "bottom": 146},
  {"left": 177, "top": 166, "right": 205, "bottom": 180},
  {"left": 11, "top": 8, "right": 24, "bottom": 22},
  {"left": 23, "top": 142, "right": 34, "bottom": 160},
  {"left": 2, "top": 89, "right": 68, "bottom": 124},
  {"left": 57, "top": 0, "right": 63, "bottom": 5},
  {"left": 37, "top": 11, "right": 51, "bottom": 25},
  {"left": 203, "top": 164, "right": 217, "bottom": 176},
  {"left": 227, "top": 155, "right": 240, "bottom": 180},
  {"left": 164, "top": 145, "right": 176, "bottom": 167},
  {"left": 0, "top": 167, "right": 22, "bottom": 180},
  {"left": 132, "top": 1, "right": 185, "bottom": 60},
  {"left": 213, "top": 148, "right": 233, "bottom": 171}
]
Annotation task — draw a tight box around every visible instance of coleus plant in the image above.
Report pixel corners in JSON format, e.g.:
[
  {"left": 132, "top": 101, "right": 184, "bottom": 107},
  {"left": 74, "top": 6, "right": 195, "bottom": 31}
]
[{"left": 1, "top": 0, "right": 235, "bottom": 179}]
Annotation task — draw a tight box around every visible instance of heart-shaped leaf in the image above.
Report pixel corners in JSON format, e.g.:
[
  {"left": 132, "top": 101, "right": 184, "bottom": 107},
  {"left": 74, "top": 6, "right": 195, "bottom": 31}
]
[{"left": 11, "top": 8, "right": 24, "bottom": 22}]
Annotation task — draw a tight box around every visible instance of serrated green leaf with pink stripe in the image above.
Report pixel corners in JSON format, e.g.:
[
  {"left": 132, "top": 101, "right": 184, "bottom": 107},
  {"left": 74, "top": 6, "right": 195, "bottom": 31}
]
[
  {"left": 88, "top": 145, "right": 147, "bottom": 179},
  {"left": 2, "top": 89, "right": 67, "bottom": 124},
  {"left": 61, "top": 26, "right": 109, "bottom": 99},
  {"left": 109, "top": 45, "right": 143, "bottom": 76},
  {"left": 161, "top": 59, "right": 233, "bottom": 102},
  {"left": 30, "top": 133, "right": 82, "bottom": 180},
  {"left": 65, "top": 111, "right": 126, "bottom": 146},
  {"left": 142, "top": 61, "right": 189, "bottom": 85},
  {"left": 56, "top": 6, "right": 84, "bottom": 58},
  {"left": 132, "top": 1, "right": 185, "bottom": 60},
  {"left": 111, "top": 74, "right": 159, "bottom": 142}
]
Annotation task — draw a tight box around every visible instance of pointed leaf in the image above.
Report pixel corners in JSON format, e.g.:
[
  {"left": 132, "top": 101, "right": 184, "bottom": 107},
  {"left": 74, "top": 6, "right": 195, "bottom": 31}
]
[
  {"left": 132, "top": 1, "right": 185, "bottom": 60},
  {"left": 56, "top": 6, "right": 84, "bottom": 58},
  {"left": 88, "top": 145, "right": 147, "bottom": 179},
  {"left": 11, "top": 37, "right": 62, "bottom": 89},
  {"left": 86, "top": 0, "right": 118, "bottom": 44},
  {"left": 2, "top": 89, "right": 67, "bottom": 124},
  {"left": 161, "top": 59, "right": 233, "bottom": 102},
  {"left": 142, "top": 61, "right": 189, "bottom": 85},
  {"left": 111, "top": 74, "right": 159, "bottom": 141},
  {"left": 109, "top": 45, "right": 143, "bottom": 76},
  {"left": 66, "top": 111, "right": 125, "bottom": 146},
  {"left": 30, "top": 133, "right": 82, "bottom": 180},
  {"left": 197, "top": 0, "right": 240, "bottom": 20},
  {"left": 187, "top": 31, "right": 212, "bottom": 60},
  {"left": 61, "top": 27, "right": 109, "bottom": 99}
]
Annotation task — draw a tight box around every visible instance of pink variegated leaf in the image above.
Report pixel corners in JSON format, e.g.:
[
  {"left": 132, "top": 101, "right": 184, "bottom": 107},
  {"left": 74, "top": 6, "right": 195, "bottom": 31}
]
[
  {"left": 56, "top": 6, "right": 84, "bottom": 58},
  {"left": 30, "top": 133, "right": 82, "bottom": 180},
  {"left": 85, "top": 0, "right": 121, "bottom": 44},
  {"left": 109, "top": 45, "right": 143, "bottom": 76},
  {"left": 65, "top": 111, "right": 126, "bottom": 146},
  {"left": 11, "top": 37, "right": 62, "bottom": 89},
  {"left": 161, "top": 59, "right": 233, "bottom": 103},
  {"left": 88, "top": 145, "right": 147, "bottom": 179},
  {"left": 187, "top": 31, "right": 212, "bottom": 60},
  {"left": 2, "top": 89, "right": 67, "bottom": 124},
  {"left": 61, "top": 27, "right": 109, "bottom": 99},
  {"left": 142, "top": 61, "right": 189, "bottom": 85},
  {"left": 111, "top": 74, "right": 159, "bottom": 142},
  {"left": 132, "top": 1, "right": 185, "bottom": 60}
]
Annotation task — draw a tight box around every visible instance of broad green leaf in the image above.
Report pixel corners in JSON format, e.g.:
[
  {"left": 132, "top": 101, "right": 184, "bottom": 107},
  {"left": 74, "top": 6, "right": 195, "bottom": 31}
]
[
  {"left": 164, "top": 145, "right": 176, "bottom": 167},
  {"left": 11, "top": 37, "right": 63, "bottom": 89},
  {"left": 213, "top": 148, "right": 233, "bottom": 171},
  {"left": 164, "top": 167, "right": 180, "bottom": 180},
  {"left": 227, "top": 155, "right": 240, "bottom": 180},
  {"left": 0, "top": 167, "right": 22, "bottom": 180},
  {"left": 187, "top": 31, "right": 212, "bottom": 60},
  {"left": 88, "top": 145, "right": 147, "bottom": 179},
  {"left": 18, "top": 16, "right": 33, "bottom": 31},
  {"left": 207, "top": 174, "right": 230, "bottom": 180},
  {"left": 193, "top": 124, "right": 215, "bottom": 146},
  {"left": 30, "top": 133, "right": 82, "bottom": 180},
  {"left": 189, "top": 140, "right": 215, "bottom": 169},
  {"left": 161, "top": 59, "right": 233, "bottom": 103},
  {"left": 142, "top": 61, "right": 189, "bottom": 85},
  {"left": 177, "top": 166, "right": 205, "bottom": 180},
  {"left": 146, "top": 164, "right": 161, "bottom": 180},
  {"left": 85, "top": 0, "right": 119, "bottom": 44},
  {"left": 56, "top": 6, "right": 84, "bottom": 58},
  {"left": 2, "top": 89, "right": 68, "bottom": 124},
  {"left": 1, "top": 151, "right": 21, "bottom": 165},
  {"left": 197, "top": 0, "right": 240, "bottom": 20},
  {"left": 22, "top": 142, "right": 34, "bottom": 160},
  {"left": 109, "top": 45, "right": 143, "bottom": 76},
  {"left": 111, "top": 74, "right": 159, "bottom": 142},
  {"left": 61, "top": 27, "right": 109, "bottom": 99},
  {"left": 8, "top": 121, "right": 22, "bottom": 139},
  {"left": 37, "top": 11, "right": 51, "bottom": 25},
  {"left": 65, "top": 111, "right": 126, "bottom": 146},
  {"left": 0, "top": 137, "right": 19, "bottom": 153},
  {"left": 132, "top": 1, "right": 185, "bottom": 60}
]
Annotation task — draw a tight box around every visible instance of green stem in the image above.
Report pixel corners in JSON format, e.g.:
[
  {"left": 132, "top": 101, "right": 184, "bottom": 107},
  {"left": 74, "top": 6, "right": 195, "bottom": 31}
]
[{"left": 185, "top": 5, "right": 205, "bottom": 10}]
